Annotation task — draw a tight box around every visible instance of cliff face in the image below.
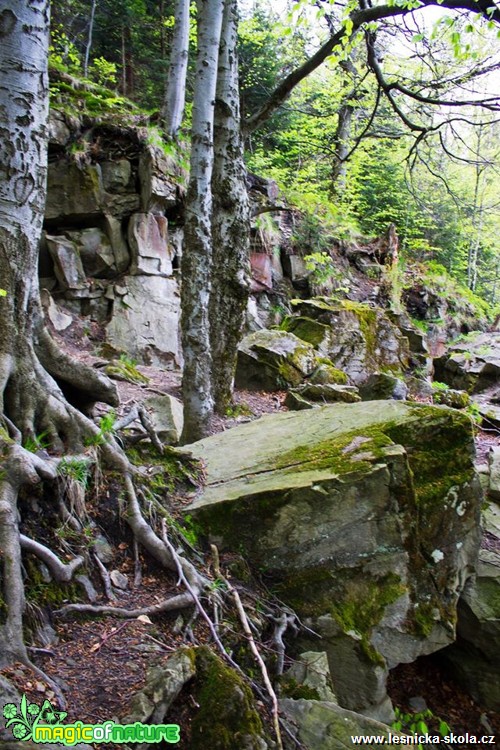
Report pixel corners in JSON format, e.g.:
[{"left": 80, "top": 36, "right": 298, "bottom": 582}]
[{"left": 43, "top": 108, "right": 185, "bottom": 367}]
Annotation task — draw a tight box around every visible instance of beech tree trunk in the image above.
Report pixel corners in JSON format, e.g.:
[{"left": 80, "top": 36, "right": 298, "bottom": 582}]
[
  {"left": 330, "top": 101, "right": 355, "bottom": 196},
  {"left": 210, "top": 0, "right": 251, "bottom": 414},
  {"left": 0, "top": 0, "right": 117, "bottom": 446},
  {"left": 0, "top": 0, "right": 117, "bottom": 664},
  {"left": 162, "top": 0, "right": 190, "bottom": 138},
  {"left": 180, "top": 0, "right": 224, "bottom": 442}
]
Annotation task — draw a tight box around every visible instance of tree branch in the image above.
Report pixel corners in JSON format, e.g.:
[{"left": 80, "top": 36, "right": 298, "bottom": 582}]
[{"left": 243, "top": 0, "right": 500, "bottom": 135}]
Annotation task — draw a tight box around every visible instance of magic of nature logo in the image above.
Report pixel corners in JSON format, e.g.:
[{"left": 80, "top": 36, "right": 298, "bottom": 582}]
[{"left": 3, "top": 694, "right": 180, "bottom": 745}]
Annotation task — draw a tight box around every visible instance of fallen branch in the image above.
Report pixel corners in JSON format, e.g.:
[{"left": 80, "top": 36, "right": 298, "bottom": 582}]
[{"left": 209, "top": 542, "right": 282, "bottom": 750}]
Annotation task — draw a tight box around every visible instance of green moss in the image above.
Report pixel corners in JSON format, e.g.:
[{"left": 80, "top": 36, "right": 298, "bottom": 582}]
[
  {"left": 278, "top": 675, "right": 321, "bottom": 701},
  {"left": 330, "top": 572, "right": 406, "bottom": 663},
  {"left": 280, "top": 316, "right": 330, "bottom": 348},
  {"left": 273, "top": 566, "right": 337, "bottom": 618},
  {"left": 275, "top": 567, "right": 406, "bottom": 665},
  {"left": 24, "top": 559, "right": 81, "bottom": 609},
  {"left": 127, "top": 443, "right": 202, "bottom": 496},
  {"left": 49, "top": 67, "right": 142, "bottom": 121},
  {"left": 275, "top": 427, "right": 395, "bottom": 476},
  {"left": 190, "top": 647, "right": 265, "bottom": 749},
  {"left": 104, "top": 357, "right": 149, "bottom": 385},
  {"left": 340, "top": 301, "right": 378, "bottom": 355},
  {"left": 311, "top": 359, "right": 348, "bottom": 385},
  {"left": 413, "top": 602, "right": 438, "bottom": 637},
  {"left": 384, "top": 408, "right": 474, "bottom": 508}
]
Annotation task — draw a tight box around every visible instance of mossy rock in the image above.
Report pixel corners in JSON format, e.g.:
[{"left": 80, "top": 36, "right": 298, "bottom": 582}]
[
  {"left": 289, "top": 298, "right": 409, "bottom": 385},
  {"left": 280, "top": 315, "right": 332, "bottom": 349},
  {"left": 433, "top": 389, "right": 470, "bottom": 409},
  {"left": 235, "top": 329, "right": 318, "bottom": 390},
  {"left": 190, "top": 647, "right": 268, "bottom": 749},
  {"left": 183, "top": 401, "right": 481, "bottom": 711},
  {"left": 309, "top": 361, "right": 348, "bottom": 385},
  {"left": 104, "top": 358, "right": 149, "bottom": 385}
]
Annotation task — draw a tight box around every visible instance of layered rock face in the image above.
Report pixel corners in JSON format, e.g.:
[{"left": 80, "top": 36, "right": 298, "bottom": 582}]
[
  {"left": 183, "top": 401, "right": 481, "bottom": 719},
  {"left": 42, "top": 115, "right": 183, "bottom": 366}
]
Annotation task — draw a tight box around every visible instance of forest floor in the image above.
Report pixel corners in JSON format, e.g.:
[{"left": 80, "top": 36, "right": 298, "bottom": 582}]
[{"left": 2, "top": 317, "right": 500, "bottom": 748}]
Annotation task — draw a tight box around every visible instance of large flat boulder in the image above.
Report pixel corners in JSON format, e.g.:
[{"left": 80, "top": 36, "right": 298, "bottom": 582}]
[{"left": 184, "top": 401, "right": 481, "bottom": 718}]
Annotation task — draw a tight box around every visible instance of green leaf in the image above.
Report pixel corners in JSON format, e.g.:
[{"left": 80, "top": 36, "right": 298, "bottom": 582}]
[
  {"left": 412, "top": 33, "right": 424, "bottom": 42},
  {"left": 439, "top": 720, "right": 451, "bottom": 736},
  {"left": 0, "top": 289, "right": 6, "bottom": 296},
  {"left": 20, "top": 694, "right": 28, "bottom": 722}
]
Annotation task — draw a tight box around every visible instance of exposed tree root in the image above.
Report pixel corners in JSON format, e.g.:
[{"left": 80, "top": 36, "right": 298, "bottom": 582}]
[
  {"left": 19, "top": 535, "right": 84, "bottom": 582},
  {"left": 92, "top": 552, "right": 117, "bottom": 602},
  {"left": 0, "top": 442, "right": 67, "bottom": 707},
  {"left": 55, "top": 593, "right": 195, "bottom": 619},
  {"left": 0, "top": 334, "right": 299, "bottom": 740}
]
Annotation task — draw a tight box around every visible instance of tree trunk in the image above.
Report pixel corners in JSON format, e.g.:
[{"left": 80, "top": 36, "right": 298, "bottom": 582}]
[
  {"left": 210, "top": 0, "right": 251, "bottom": 414},
  {"left": 83, "top": 0, "right": 97, "bottom": 78},
  {"left": 161, "top": 0, "right": 190, "bottom": 138},
  {"left": 180, "top": 0, "right": 224, "bottom": 443},
  {"left": 0, "top": 0, "right": 117, "bottom": 664},
  {"left": 330, "top": 101, "right": 355, "bottom": 196}
]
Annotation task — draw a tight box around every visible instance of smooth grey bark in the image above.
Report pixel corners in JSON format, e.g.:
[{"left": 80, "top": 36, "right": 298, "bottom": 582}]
[
  {"left": 0, "top": 0, "right": 115, "bottom": 672},
  {"left": 181, "top": 0, "right": 224, "bottom": 442},
  {"left": 83, "top": 0, "right": 97, "bottom": 78},
  {"left": 162, "top": 0, "right": 190, "bottom": 137},
  {"left": 0, "top": 1, "right": 116, "bottom": 443},
  {"left": 210, "top": 0, "right": 251, "bottom": 413}
]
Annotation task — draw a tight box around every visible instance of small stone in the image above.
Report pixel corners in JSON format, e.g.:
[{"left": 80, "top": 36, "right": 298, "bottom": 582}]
[
  {"left": 93, "top": 534, "right": 114, "bottom": 564},
  {"left": 110, "top": 570, "right": 129, "bottom": 590},
  {"left": 409, "top": 695, "right": 428, "bottom": 713}
]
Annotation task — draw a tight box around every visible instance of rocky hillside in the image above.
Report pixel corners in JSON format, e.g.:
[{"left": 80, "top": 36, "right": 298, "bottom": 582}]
[{"left": 1, "top": 94, "right": 499, "bottom": 750}]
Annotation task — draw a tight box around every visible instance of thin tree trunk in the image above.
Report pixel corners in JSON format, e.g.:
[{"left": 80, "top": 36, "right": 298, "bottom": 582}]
[
  {"left": 121, "top": 26, "right": 127, "bottom": 95},
  {"left": 210, "top": 0, "right": 251, "bottom": 414},
  {"left": 330, "top": 101, "right": 355, "bottom": 195},
  {"left": 180, "top": 0, "right": 224, "bottom": 443},
  {"left": 83, "top": 0, "right": 97, "bottom": 78},
  {"left": 162, "top": 0, "right": 190, "bottom": 138}
]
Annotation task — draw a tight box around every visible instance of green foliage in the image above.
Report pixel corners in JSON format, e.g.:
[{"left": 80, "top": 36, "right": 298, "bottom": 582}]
[
  {"left": 392, "top": 707, "right": 452, "bottom": 747},
  {"left": 431, "top": 381, "right": 450, "bottom": 392},
  {"left": 104, "top": 355, "right": 149, "bottom": 385},
  {"left": 304, "top": 252, "right": 350, "bottom": 296},
  {"left": 57, "top": 457, "right": 89, "bottom": 486},
  {"left": 84, "top": 410, "right": 116, "bottom": 447},
  {"left": 465, "top": 401, "right": 483, "bottom": 424},
  {"left": 49, "top": 24, "right": 82, "bottom": 74},
  {"left": 49, "top": 72, "right": 140, "bottom": 119},
  {"left": 23, "top": 432, "right": 49, "bottom": 454},
  {"left": 89, "top": 56, "right": 117, "bottom": 87},
  {"left": 224, "top": 403, "right": 253, "bottom": 418}
]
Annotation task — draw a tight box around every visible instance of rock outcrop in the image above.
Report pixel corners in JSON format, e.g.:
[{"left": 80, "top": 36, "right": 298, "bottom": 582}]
[
  {"left": 42, "top": 114, "right": 183, "bottom": 367},
  {"left": 441, "top": 501, "right": 500, "bottom": 710},
  {"left": 183, "top": 401, "right": 481, "bottom": 720},
  {"left": 283, "top": 299, "right": 409, "bottom": 385}
]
